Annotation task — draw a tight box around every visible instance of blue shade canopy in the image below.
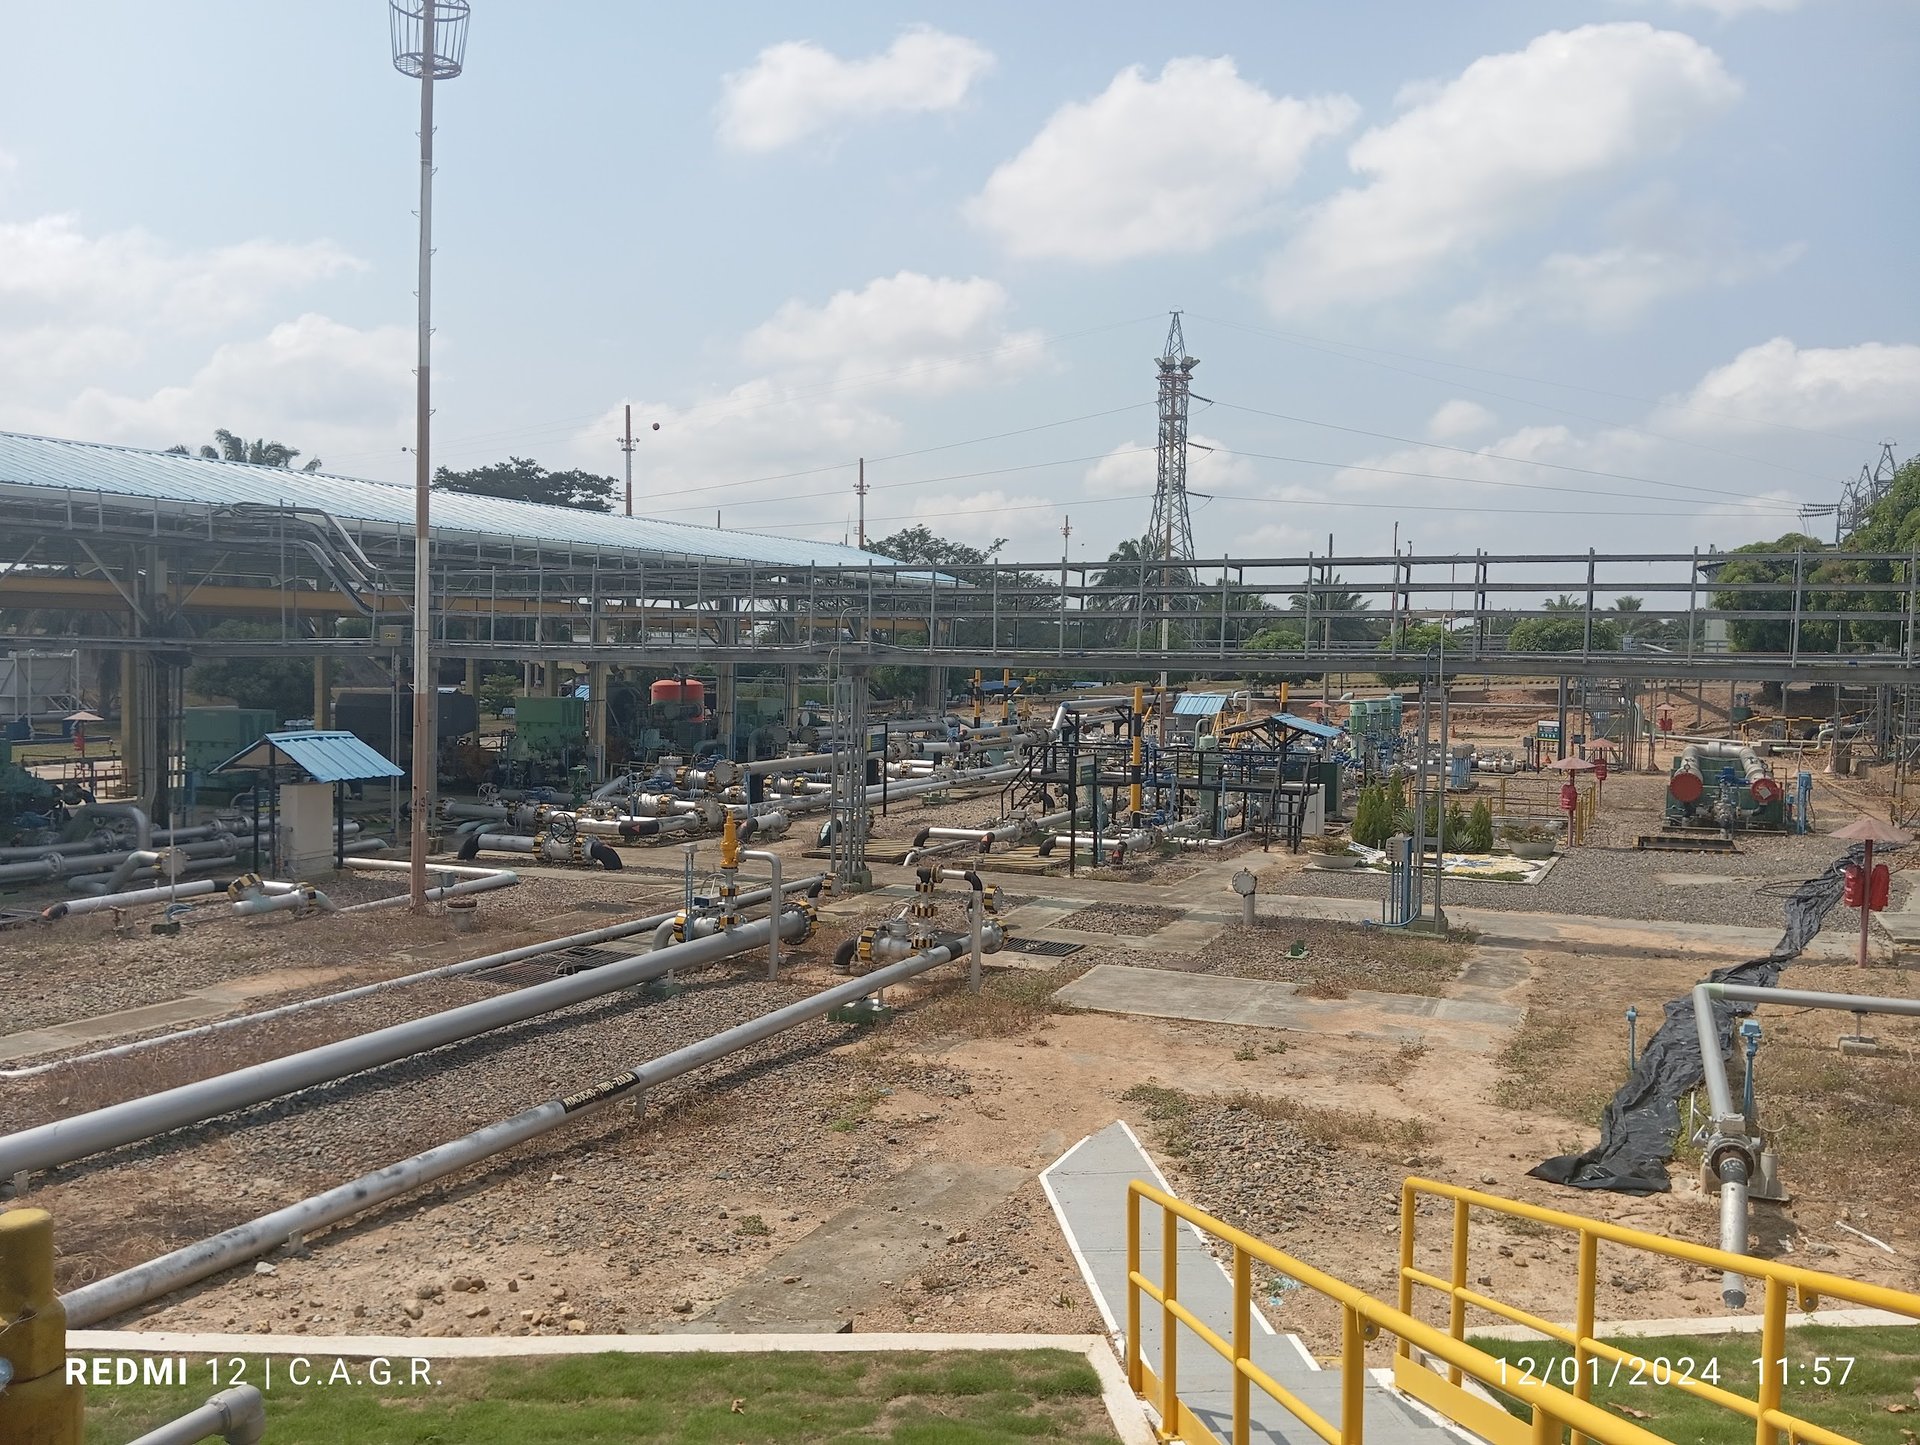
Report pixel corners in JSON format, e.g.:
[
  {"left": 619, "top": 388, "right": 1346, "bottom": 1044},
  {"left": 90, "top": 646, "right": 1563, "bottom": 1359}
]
[{"left": 214, "top": 730, "right": 404, "bottom": 781}]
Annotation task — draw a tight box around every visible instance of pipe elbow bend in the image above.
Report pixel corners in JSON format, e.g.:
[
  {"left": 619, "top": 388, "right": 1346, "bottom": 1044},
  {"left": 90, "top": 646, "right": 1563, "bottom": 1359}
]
[
  {"left": 589, "top": 840, "right": 623, "bottom": 871},
  {"left": 456, "top": 833, "right": 482, "bottom": 862}
]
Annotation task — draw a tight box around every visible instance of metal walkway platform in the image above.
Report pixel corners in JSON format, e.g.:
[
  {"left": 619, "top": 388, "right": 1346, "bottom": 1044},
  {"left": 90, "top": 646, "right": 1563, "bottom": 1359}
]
[{"left": 1041, "top": 1121, "right": 1459, "bottom": 1445}]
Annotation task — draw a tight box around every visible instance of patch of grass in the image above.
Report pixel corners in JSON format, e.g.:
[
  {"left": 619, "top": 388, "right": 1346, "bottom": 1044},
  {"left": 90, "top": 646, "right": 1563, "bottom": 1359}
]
[
  {"left": 735, "top": 1213, "right": 771, "bottom": 1237},
  {"left": 1378, "top": 1039, "right": 1430, "bottom": 1084},
  {"left": 76, "top": 1349, "right": 1119, "bottom": 1445},
  {"left": 1122, "top": 1081, "right": 1198, "bottom": 1155},
  {"left": 1219, "top": 1089, "right": 1432, "bottom": 1153},
  {"left": 825, "top": 1083, "right": 890, "bottom": 1133},
  {"left": 1233, "top": 1044, "right": 1257, "bottom": 1062},
  {"left": 1492, "top": 1007, "right": 1585, "bottom": 1114},
  {"left": 890, "top": 962, "right": 1087, "bottom": 1046},
  {"left": 1472, "top": 1326, "right": 1920, "bottom": 1445},
  {"left": 1121, "top": 1082, "right": 1192, "bottom": 1122}
]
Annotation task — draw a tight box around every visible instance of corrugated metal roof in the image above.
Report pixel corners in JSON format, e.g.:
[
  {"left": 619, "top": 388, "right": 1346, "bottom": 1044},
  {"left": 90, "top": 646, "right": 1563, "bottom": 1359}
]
[
  {"left": 1272, "top": 712, "right": 1344, "bottom": 740},
  {"left": 214, "top": 730, "right": 404, "bottom": 781},
  {"left": 0, "top": 431, "right": 887, "bottom": 571},
  {"left": 1173, "top": 693, "right": 1228, "bottom": 716}
]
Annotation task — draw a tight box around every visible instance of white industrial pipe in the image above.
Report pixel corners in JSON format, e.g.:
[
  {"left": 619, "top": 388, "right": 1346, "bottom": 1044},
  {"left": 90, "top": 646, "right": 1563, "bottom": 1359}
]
[
  {"left": 39, "top": 879, "right": 222, "bottom": 920},
  {"left": 1695, "top": 979, "right": 1920, "bottom": 1307},
  {"left": 123, "top": 1385, "right": 265, "bottom": 1445},
  {"left": 0, "top": 876, "right": 824, "bottom": 1081},
  {"left": 337, "top": 870, "right": 519, "bottom": 913},
  {"left": 0, "top": 907, "right": 815, "bottom": 1178},
  {"left": 60, "top": 930, "right": 989, "bottom": 1326}
]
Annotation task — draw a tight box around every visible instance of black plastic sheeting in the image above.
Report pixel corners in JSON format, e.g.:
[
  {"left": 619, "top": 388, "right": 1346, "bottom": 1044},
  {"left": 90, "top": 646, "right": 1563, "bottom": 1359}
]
[{"left": 1530, "top": 845, "right": 1864, "bottom": 1195}]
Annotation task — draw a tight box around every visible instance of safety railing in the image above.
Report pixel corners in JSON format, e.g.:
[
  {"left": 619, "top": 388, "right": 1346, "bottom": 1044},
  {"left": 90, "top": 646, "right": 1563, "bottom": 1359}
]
[
  {"left": 1125, "top": 1180, "right": 1673, "bottom": 1445},
  {"left": 1396, "top": 1178, "right": 1920, "bottom": 1445}
]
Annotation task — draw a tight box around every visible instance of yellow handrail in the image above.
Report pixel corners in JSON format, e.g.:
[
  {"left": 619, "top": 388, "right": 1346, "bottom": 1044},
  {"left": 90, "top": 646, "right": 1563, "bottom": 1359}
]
[
  {"left": 1398, "top": 1178, "right": 1920, "bottom": 1445},
  {"left": 1126, "top": 1180, "right": 1675, "bottom": 1445}
]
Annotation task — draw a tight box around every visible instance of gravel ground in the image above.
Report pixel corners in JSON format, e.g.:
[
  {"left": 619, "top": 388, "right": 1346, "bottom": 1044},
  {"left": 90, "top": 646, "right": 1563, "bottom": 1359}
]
[
  {"left": 1124, "top": 917, "right": 1469, "bottom": 995},
  {"left": 0, "top": 877, "right": 690, "bottom": 1035},
  {"left": 1056, "top": 902, "right": 1184, "bottom": 934},
  {"left": 1277, "top": 832, "right": 1853, "bottom": 926},
  {"left": 31, "top": 932, "right": 878, "bottom": 1277}
]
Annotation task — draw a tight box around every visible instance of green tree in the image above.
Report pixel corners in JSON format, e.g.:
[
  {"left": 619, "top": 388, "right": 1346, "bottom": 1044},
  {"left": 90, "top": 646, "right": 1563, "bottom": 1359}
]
[
  {"left": 868, "top": 525, "right": 1006, "bottom": 569},
  {"left": 1375, "top": 621, "right": 1461, "bottom": 686},
  {"left": 432, "top": 456, "right": 617, "bottom": 512},
  {"left": 1506, "top": 614, "right": 1621, "bottom": 652},
  {"left": 1543, "top": 594, "right": 1583, "bottom": 612},
  {"left": 478, "top": 669, "right": 520, "bottom": 717},
  {"left": 167, "top": 428, "right": 321, "bottom": 471},
  {"left": 1289, "top": 575, "right": 1381, "bottom": 642},
  {"left": 1351, "top": 783, "right": 1392, "bottom": 850},
  {"left": 1240, "top": 622, "right": 1324, "bottom": 684},
  {"left": 1709, "top": 534, "right": 1829, "bottom": 653},
  {"left": 1467, "top": 798, "right": 1494, "bottom": 854},
  {"left": 187, "top": 620, "right": 316, "bottom": 721}
]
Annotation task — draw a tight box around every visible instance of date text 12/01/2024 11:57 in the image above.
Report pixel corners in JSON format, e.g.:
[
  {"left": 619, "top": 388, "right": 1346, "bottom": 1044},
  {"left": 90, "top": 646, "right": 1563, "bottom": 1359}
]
[{"left": 1497, "top": 1356, "right": 1857, "bottom": 1388}]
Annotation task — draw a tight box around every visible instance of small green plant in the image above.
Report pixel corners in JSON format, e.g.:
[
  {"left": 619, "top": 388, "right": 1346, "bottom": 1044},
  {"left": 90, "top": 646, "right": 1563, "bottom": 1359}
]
[
  {"left": 1501, "top": 822, "right": 1557, "bottom": 844},
  {"left": 1350, "top": 782, "right": 1390, "bottom": 849},
  {"left": 1444, "top": 800, "right": 1471, "bottom": 847},
  {"left": 1467, "top": 798, "right": 1495, "bottom": 854},
  {"left": 1386, "top": 774, "right": 1410, "bottom": 835},
  {"left": 1233, "top": 1044, "right": 1257, "bottom": 1061},
  {"left": 735, "top": 1213, "right": 771, "bottom": 1237},
  {"left": 1305, "top": 832, "right": 1350, "bottom": 855}
]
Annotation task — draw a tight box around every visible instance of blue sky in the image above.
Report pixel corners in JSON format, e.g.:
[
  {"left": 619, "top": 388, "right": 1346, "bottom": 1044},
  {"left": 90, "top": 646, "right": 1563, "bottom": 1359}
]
[{"left": 2, "top": 0, "right": 1915, "bottom": 569}]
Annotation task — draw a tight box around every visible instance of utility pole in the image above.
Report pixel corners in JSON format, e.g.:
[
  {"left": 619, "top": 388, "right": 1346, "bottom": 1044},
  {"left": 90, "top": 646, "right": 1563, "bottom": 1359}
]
[
  {"left": 389, "top": 0, "right": 469, "bottom": 912},
  {"left": 1059, "top": 515, "right": 1071, "bottom": 651},
  {"left": 620, "top": 403, "right": 635, "bottom": 517},
  {"left": 856, "top": 457, "right": 868, "bottom": 548}
]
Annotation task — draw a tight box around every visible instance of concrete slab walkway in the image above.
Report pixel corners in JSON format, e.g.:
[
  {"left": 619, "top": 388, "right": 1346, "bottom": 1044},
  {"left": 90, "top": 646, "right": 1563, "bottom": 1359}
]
[
  {"left": 1042, "top": 1121, "right": 1452, "bottom": 1445},
  {"left": 693, "top": 1158, "right": 1029, "bottom": 1333},
  {"left": 0, "top": 965, "right": 366, "bottom": 1063}
]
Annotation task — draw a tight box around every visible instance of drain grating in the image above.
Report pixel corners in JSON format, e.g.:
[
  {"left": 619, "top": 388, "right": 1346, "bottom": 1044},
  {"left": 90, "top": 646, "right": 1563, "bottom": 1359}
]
[
  {"left": 474, "top": 946, "right": 629, "bottom": 990},
  {"left": 1001, "top": 937, "right": 1083, "bottom": 957}
]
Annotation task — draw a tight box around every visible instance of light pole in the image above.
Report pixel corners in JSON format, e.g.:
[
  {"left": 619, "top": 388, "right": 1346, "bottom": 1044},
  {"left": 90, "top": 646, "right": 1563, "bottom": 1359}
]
[{"left": 389, "top": 0, "right": 469, "bottom": 909}]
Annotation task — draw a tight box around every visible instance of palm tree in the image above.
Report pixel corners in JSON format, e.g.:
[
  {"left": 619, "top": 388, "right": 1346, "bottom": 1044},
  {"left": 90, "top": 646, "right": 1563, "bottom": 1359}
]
[
  {"left": 1611, "top": 595, "right": 1646, "bottom": 639},
  {"left": 1288, "top": 575, "right": 1379, "bottom": 642},
  {"left": 1543, "top": 593, "right": 1583, "bottom": 613},
  {"left": 166, "top": 428, "right": 322, "bottom": 471}
]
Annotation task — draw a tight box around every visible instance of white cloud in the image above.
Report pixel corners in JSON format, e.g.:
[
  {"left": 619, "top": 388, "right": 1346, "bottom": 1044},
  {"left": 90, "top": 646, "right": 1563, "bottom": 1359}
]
[
  {"left": 717, "top": 26, "right": 993, "bottom": 152},
  {"left": 1426, "top": 400, "right": 1496, "bottom": 440},
  {"left": 0, "top": 214, "right": 362, "bottom": 331},
  {"left": 566, "top": 271, "right": 1054, "bottom": 521},
  {"left": 1658, "top": 338, "right": 1920, "bottom": 435},
  {"left": 1261, "top": 24, "right": 1740, "bottom": 314},
  {"left": 1444, "top": 241, "right": 1801, "bottom": 335},
  {"left": 740, "top": 271, "right": 1044, "bottom": 395},
  {"left": 27, "top": 314, "right": 414, "bottom": 465},
  {"left": 968, "top": 58, "right": 1356, "bottom": 262},
  {"left": 1082, "top": 433, "right": 1256, "bottom": 501},
  {"left": 889, "top": 489, "right": 1056, "bottom": 549}
]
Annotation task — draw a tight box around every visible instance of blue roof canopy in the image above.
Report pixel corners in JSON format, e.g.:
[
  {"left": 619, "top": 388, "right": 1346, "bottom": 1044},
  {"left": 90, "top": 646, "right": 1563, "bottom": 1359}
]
[
  {"left": 214, "top": 730, "right": 404, "bottom": 781},
  {"left": 1271, "top": 712, "right": 1344, "bottom": 740},
  {"left": 1172, "top": 693, "right": 1228, "bottom": 717}
]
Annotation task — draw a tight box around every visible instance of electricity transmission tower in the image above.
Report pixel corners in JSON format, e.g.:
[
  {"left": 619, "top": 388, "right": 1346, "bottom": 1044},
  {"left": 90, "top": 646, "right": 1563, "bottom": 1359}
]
[{"left": 1147, "top": 313, "right": 1199, "bottom": 567}]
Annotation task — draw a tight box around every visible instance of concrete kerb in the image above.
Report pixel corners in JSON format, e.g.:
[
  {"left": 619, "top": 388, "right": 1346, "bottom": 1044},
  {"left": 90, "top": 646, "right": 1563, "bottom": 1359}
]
[{"left": 70, "top": 1330, "right": 1155, "bottom": 1445}]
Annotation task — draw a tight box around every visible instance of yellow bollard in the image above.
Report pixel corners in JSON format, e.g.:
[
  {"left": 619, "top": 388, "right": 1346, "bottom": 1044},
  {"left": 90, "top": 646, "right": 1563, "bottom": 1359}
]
[{"left": 0, "top": 1208, "right": 84, "bottom": 1445}]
